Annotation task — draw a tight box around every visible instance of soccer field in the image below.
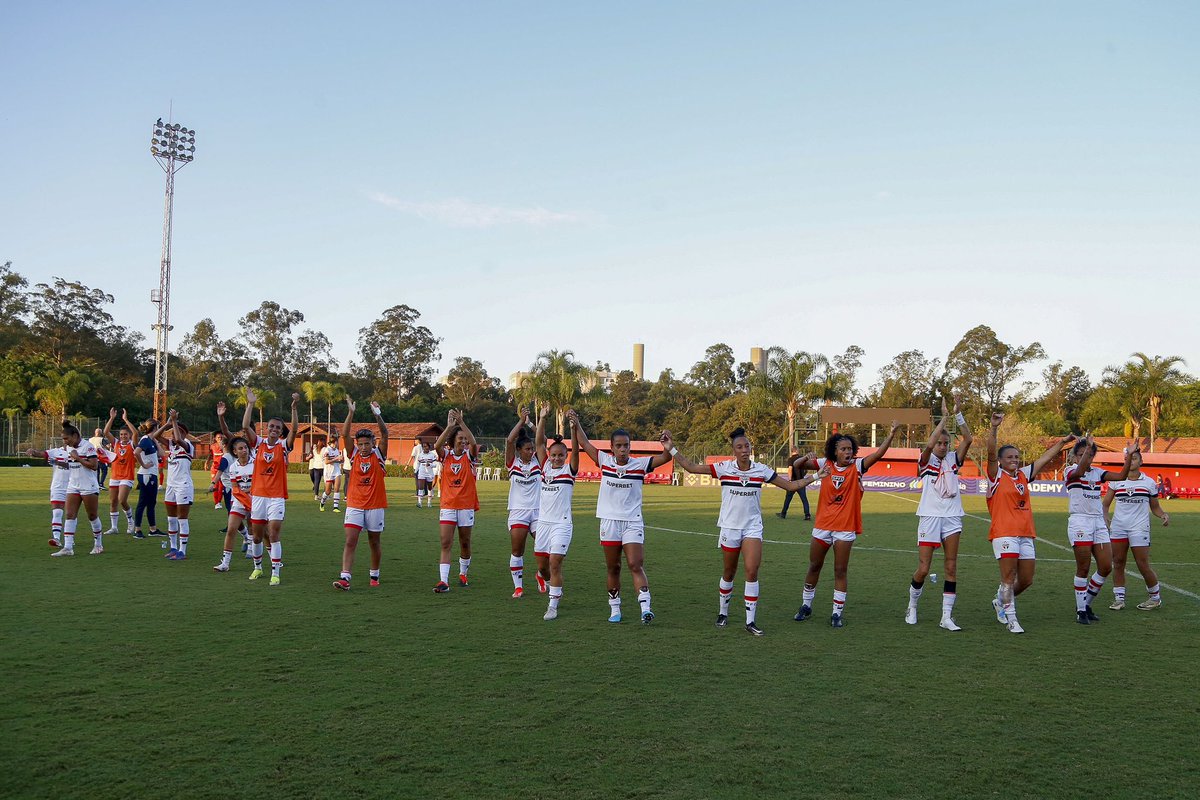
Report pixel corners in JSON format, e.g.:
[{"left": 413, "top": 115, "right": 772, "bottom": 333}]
[{"left": 2, "top": 470, "right": 1198, "bottom": 800}]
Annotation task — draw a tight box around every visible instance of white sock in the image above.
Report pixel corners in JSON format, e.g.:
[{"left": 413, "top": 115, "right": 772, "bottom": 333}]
[
  {"left": 459, "top": 557, "right": 471, "bottom": 577},
  {"left": 178, "top": 519, "right": 189, "bottom": 554},
  {"left": 333, "top": 492, "right": 340, "bottom": 505},
  {"left": 270, "top": 541, "right": 282, "bottom": 576},
  {"left": 744, "top": 581, "right": 759, "bottom": 624},
  {"left": 51, "top": 508, "right": 64, "bottom": 542},
  {"left": 833, "top": 590, "right": 846, "bottom": 616},
  {"left": 252, "top": 542, "right": 264, "bottom": 569},
  {"left": 942, "top": 587, "right": 957, "bottom": 617},
  {"left": 1113, "top": 586, "right": 1126, "bottom": 601},
  {"left": 110, "top": 512, "right": 119, "bottom": 529},
  {"left": 439, "top": 562, "right": 450, "bottom": 584},
  {"left": 1074, "top": 576, "right": 1088, "bottom": 612},
  {"left": 718, "top": 578, "right": 734, "bottom": 615},
  {"left": 1147, "top": 583, "right": 1161, "bottom": 601},
  {"left": 168, "top": 517, "right": 179, "bottom": 550},
  {"left": 549, "top": 585, "right": 562, "bottom": 609},
  {"left": 1085, "top": 573, "right": 1105, "bottom": 607},
  {"left": 637, "top": 588, "right": 651, "bottom": 614},
  {"left": 510, "top": 555, "right": 523, "bottom": 589},
  {"left": 221, "top": 550, "right": 232, "bottom": 567},
  {"left": 802, "top": 583, "right": 817, "bottom": 608},
  {"left": 63, "top": 518, "right": 77, "bottom": 549},
  {"left": 340, "top": 571, "right": 351, "bottom": 582},
  {"left": 125, "top": 509, "right": 134, "bottom": 530},
  {"left": 908, "top": 581, "right": 923, "bottom": 607},
  {"left": 608, "top": 589, "right": 621, "bottom": 615}
]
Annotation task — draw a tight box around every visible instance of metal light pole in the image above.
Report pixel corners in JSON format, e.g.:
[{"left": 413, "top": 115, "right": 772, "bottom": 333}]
[{"left": 149, "top": 118, "right": 197, "bottom": 421}]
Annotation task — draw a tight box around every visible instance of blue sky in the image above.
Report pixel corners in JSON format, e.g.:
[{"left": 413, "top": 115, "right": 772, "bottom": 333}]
[{"left": 3, "top": 1, "right": 1198, "bottom": 392}]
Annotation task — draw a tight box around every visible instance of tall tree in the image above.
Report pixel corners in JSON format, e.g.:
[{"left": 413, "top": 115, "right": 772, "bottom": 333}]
[
  {"left": 292, "top": 329, "right": 339, "bottom": 378},
  {"left": 528, "top": 349, "right": 594, "bottom": 435},
  {"left": 238, "top": 301, "right": 305, "bottom": 389},
  {"left": 831, "top": 345, "right": 866, "bottom": 404},
  {"left": 0, "top": 261, "right": 30, "bottom": 350},
  {"left": 355, "top": 304, "right": 441, "bottom": 402},
  {"left": 686, "top": 343, "right": 737, "bottom": 396},
  {"left": 749, "top": 347, "right": 827, "bottom": 449},
  {"left": 1038, "top": 362, "right": 1091, "bottom": 426},
  {"left": 33, "top": 368, "right": 91, "bottom": 417},
  {"left": 944, "top": 325, "right": 1044, "bottom": 414},
  {"left": 1117, "top": 353, "right": 1189, "bottom": 449},
  {"left": 445, "top": 357, "right": 501, "bottom": 410},
  {"left": 22, "top": 277, "right": 143, "bottom": 372},
  {"left": 870, "top": 350, "right": 942, "bottom": 409}
]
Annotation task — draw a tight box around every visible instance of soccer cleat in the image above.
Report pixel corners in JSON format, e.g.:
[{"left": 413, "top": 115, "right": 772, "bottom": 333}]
[
  {"left": 103, "top": 528, "right": 118, "bottom": 536},
  {"left": 830, "top": 613, "right": 844, "bottom": 628},
  {"left": 1076, "top": 610, "right": 1090, "bottom": 625},
  {"left": 745, "top": 622, "right": 765, "bottom": 636},
  {"left": 775, "top": 512, "right": 786, "bottom": 519},
  {"left": 48, "top": 538, "right": 60, "bottom": 548},
  {"left": 333, "top": 505, "right": 340, "bottom": 512},
  {"left": 939, "top": 616, "right": 962, "bottom": 632},
  {"left": 369, "top": 578, "right": 380, "bottom": 588},
  {"left": 164, "top": 548, "right": 178, "bottom": 559},
  {"left": 1137, "top": 598, "right": 1162, "bottom": 610},
  {"left": 793, "top": 604, "right": 812, "bottom": 622},
  {"left": 1006, "top": 619, "right": 1025, "bottom": 634},
  {"left": 269, "top": 575, "right": 280, "bottom": 586},
  {"left": 904, "top": 606, "right": 917, "bottom": 625},
  {"left": 543, "top": 607, "right": 558, "bottom": 621},
  {"left": 213, "top": 563, "right": 230, "bottom": 572},
  {"left": 319, "top": 504, "right": 325, "bottom": 513},
  {"left": 992, "top": 598, "right": 1007, "bottom": 624},
  {"left": 608, "top": 610, "right": 622, "bottom": 624},
  {"left": 249, "top": 568, "right": 263, "bottom": 580},
  {"left": 536, "top": 573, "right": 547, "bottom": 594},
  {"left": 458, "top": 573, "right": 469, "bottom": 587},
  {"left": 511, "top": 587, "right": 524, "bottom": 599},
  {"left": 50, "top": 548, "right": 75, "bottom": 557},
  {"left": 716, "top": 614, "right": 729, "bottom": 628},
  {"left": 132, "top": 531, "right": 146, "bottom": 539},
  {"left": 333, "top": 578, "right": 350, "bottom": 591},
  {"left": 641, "top": 610, "right": 654, "bottom": 625},
  {"left": 149, "top": 530, "right": 165, "bottom": 537},
  {"left": 1109, "top": 598, "right": 1126, "bottom": 611},
  {"left": 168, "top": 551, "right": 186, "bottom": 560},
  {"left": 89, "top": 546, "right": 104, "bottom": 555},
  {"left": 214, "top": 503, "right": 223, "bottom": 510},
  {"left": 433, "top": 581, "right": 450, "bottom": 593},
  {"left": 1085, "top": 606, "right": 1100, "bottom": 622}
]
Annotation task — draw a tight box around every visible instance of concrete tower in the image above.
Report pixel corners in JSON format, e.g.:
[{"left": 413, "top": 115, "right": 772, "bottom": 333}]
[{"left": 633, "top": 343, "right": 645, "bottom": 380}]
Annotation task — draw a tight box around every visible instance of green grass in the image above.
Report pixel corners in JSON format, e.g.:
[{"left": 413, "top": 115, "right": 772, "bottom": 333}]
[{"left": 2, "top": 470, "right": 1198, "bottom": 800}]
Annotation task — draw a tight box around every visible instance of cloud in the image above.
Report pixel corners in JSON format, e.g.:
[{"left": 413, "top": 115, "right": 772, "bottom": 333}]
[{"left": 369, "top": 192, "right": 591, "bottom": 228}]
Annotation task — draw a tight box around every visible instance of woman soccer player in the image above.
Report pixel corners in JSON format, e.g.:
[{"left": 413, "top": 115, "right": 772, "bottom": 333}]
[
  {"left": 414, "top": 440, "right": 439, "bottom": 508},
  {"left": 212, "top": 432, "right": 254, "bottom": 573},
  {"left": 1063, "top": 433, "right": 1134, "bottom": 624},
  {"left": 39, "top": 422, "right": 104, "bottom": 556},
  {"left": 792, "top": 422, "right": 901, "bottom": 628},
  {"left": 26, "top": 427, "right": 73, "bottom": 548},
  {"left": 570, "top": 410, "right": 673, "bottom": 624},
  {"left": 905, "top": 397, "right": 972, "bottom": 630},
  {"left": 1104, "top": 448, "right": 1169, "bottom": 611},
  {"left": 131, "top": 419, "right": 162, "bottom": 539},
  {"left": 534, "top": 406, "right": 580, "bottom": 621},
  {"left": 156, "top": 409, "right": 197, "bottom": 560},
  {"left": 320, "top": 437, "right": 343, "bottom": 512},
  {"left": 432, "top": 409, "right": 480, "bottom": 592},
  {"left": 221, "top": 389, "right": 299, "bottom": 586},
  {"left": 985, "top": 413, "right": 1076, "bottom": 634},
  {"left": 332, "top": 397, "right": 388, "bottom": 590},
  {"left": 504, "top": 409, "right": 541, "bottom": 598},
  {"left": 666, "top": 427, "right": 824, "bottom": 636},
  {"left": 308, "top": 440, "right": 326, "bottom": 501},
  {"left": 101, "top": 408, "right": 139, "bottom": 535},
  {"left": 207, "top": 434, "right": 227, "bottom": 510}
]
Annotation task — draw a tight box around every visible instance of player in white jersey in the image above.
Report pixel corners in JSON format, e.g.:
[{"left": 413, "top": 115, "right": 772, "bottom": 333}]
[
  {"left": 414, "top": 440, "right": 439, "bottom": 508},
  {"left": 320, "top": 441, "right": 343, "bottom": 511},
  {"left": 906, "top": 397, "right": 973, "bottom": 631},
  {"left": 569, "top": 411, "right": 674, "bottom": 625},
  {"left": 1103, "top": 448, "right": 1169, "bottom": 611},
  {"left": 26, "top": 435, "right": 74, "bottom": 548},
  {"left": 156, "top": 409, "right": 197, "bottom": 560},
  {"left": 504, "top": 409, "right": 541, "bottom": 597},
  {"left": 1063, "top": 434, "right": 1135, "bottom": 624},
  {"left": 37, "top": 422, "right": 104, "bottom": 556},
  {"left": 664, "top": 426, "right": 825, "bottom": 636},
  {"left": 213, "top": 435, "right": 255, "bottom": 572},
  {"left": 534, "top": 405, "right": 579, "bottom": 621}
]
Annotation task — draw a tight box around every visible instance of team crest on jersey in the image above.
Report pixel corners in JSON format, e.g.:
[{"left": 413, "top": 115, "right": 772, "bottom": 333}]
[
  {"left": 616, "top": 467, "right": 626, "bottom": 478},
  {"left": 450, "top": 463, "right": 462, "bottom": 475},
  {"left": 263, "top": 452, "right": 273, "bottom": 463},
  {"left": 831, "top": 475, "right": 846, "bottom": 490},
  {"left": 359, "top": 460, "right": 370, "bottom": 474},
  {"left": 1015, "top": 483, "right": 1025, "bottom": 495},
  {"left": 740, "top": 475, "right": 750, "bottom": 487}
]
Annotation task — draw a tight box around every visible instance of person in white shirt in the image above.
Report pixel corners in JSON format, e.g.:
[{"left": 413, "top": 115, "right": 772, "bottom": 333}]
[
  {"left": 504, "top": 410, "right": 541, "bottom": 598},
  {"left": 905, "top": 396, "right": 972, "bottom": 631},
  {"left": 663, "top": 426, "right": 824, "bottom": 636},
  {"left": 534, "top": 406, "right": 580, "bottom": 621},
  {"left": 414, "top": 440, "right": 440, "bottom": 508},
  {"left": 156, "top": 409, "right": 197, "bottom": 560},
  {"left": 25, "top": 427, "right": 73, "bottom": 548},
  {"left": 1103, "top": 448, "right": 1169, "bottom": 611},
  {"left": 308, "top": 440, "right": 326, "bottom": 500},
  {"left": 570, "top": 411, "right": 674, "bottom": 625},
  {"left": 30, "top": 422, "right": 103, "bottom": 556}
]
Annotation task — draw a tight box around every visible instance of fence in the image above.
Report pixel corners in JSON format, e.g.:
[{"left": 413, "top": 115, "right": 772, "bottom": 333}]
[{"left": 1, "top": 413, "right": 111, "bottom": 456}]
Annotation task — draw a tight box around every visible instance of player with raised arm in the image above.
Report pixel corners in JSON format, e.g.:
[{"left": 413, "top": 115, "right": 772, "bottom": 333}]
[
  {"left": 985, "top": 413, "right": 1076, "bottom": 634},
  {"left": 905, "top": 397, "right": 973, "bottom": 630},
  {"left": 35, "top": 421, "right": 104, "bottom": 556},
  {"left": 667, "top": 427, "right": 825, "bottom": 636},
  {"left": 333, "top": 397, "right": 389, "bottom": 591},
  {"left": 26, "top": 419, "right": 73, "bottom": 549},
  {"left": 793, "top": 422, "right": 902, "bottom": 628},
  {"left": 1063, "top": 433, "right": 1134, "bottom": 623},
  {"left": 535, "top": 405, "right": 580, "bottom": 621},
  {"left": 432, "top": 409, "right": 480, "bottom": 593},
  {"left": 320, "top": 436, "right": 344, "bottom": 513},
  {"left": 207, "top": 434, "right": 227, "bottom": 510},
  {"left": 414, "top": 440, "right": 439, "bottom": 508},
  {"left": 100, "top": 409, "right": 139, "bottom": 535},
  {"left": 157, "top": 409, "right": 196, "bottom": 560},
  {"left": 230, "top": 388, "right": 299, "bottom": 586},
  {"left": 212, "top": 405, "right": 255, "bottom": 573},
  {"left": 571, "top": 410, "right": 673, "bottom": 624},
  {"left": 1104, "top": 448, "right": 1169, "bottom": 611},
  {"left": 131, "top": 419, "right": 162, "bottom": 538},
  {"left": 504, "top": 409, "right": 541, "bottom": 598}
]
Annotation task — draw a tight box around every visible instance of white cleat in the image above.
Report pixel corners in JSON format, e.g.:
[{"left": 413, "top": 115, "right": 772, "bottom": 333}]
[
  {"left": 51, "top": 548, "right": 75, "bottom": 557},
  {"left": 1109, "top": 598, "right": 1125, "bottom": 611},
  {"left": 992, "top": 598, "right": 1007, "bottom": 624},
  {"left": 543, "top": 607, "right": 558, "bottom": 621},
  {"left": 214, "top": 503, "right": 223, "bottom": 510},
  {"left": 939, "top": 616, "right": 962, "bottom": 631},
  {"left": 213, "top": 563, "right": 230, "bottom": 572},
  {"left": 89, "top": 546, "right": 104, "bottom": 555},
  {"left": 904, "top": 606, "right": 917, "bottom": 625},
  {"left": 103, "top": 528, "right": 119, "bottom": 536},
  {"left": 1137, "top": 598, "right": 1162, "bottom": 610},
  {"left": 1006, "top": 619, "right": 1025, "bottom": 634}
]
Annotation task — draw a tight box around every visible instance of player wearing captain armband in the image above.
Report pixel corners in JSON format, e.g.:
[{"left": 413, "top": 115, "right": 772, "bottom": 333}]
[
  {"left": 905, "top": 396, "right": 972, "bottom": 631},
  {"left": 1103, "top": 447, "right": 1169, "bottom": 611},
  {"left": 667, "top": 427, "right": 825, "bottom": 636}
]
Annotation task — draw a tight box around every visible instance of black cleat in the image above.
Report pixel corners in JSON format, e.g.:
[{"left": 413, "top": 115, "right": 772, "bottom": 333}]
[
  {"left": 794, "top": 604, "right": 812, "bottom": 622},
  {"left": 1085, "top": 606, "right": 1100, "bottom": 621},
  {"left": 1076, "top": 610, "right": 1090, "bottom": 625},
  {"left": 716, "top": 614, "right": 729, "bottom": 628},
  {"left": 745, "top": 622, "right": 764, "bottom": 636},
  {"left": 433, "top": 581, "right": 450, "bottom": 594},
  {"left": 775, "top": 512, "right": 786, "bottom": 519},
  {"left": 830, "top": 613, "right": 844, "bottom": 628},
  {"left": 641, "top": 611, "right": 654, "bottom": 625}
]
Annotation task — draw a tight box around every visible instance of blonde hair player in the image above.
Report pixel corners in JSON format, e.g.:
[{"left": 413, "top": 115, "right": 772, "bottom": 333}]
[
  {"left": 504, "top": 408, "right": 541, "bottom": 598},
  {"left": 906, "top": 397, "right": 972, "bottom": 630},
  {"left": 332, "top": 396, "right": 388, "bottom": 591},
  {"left": 985, "top": 413, "right": 1075, "bottom": 634},
  {"left": 1103, "top": 448, "right": 1169, "bottom": 611},
  {"left": 665, "top": 427, "right": 825, "bottom": 636},
  {"left": 432, "top": 409, "right": 480, "bottom": 593},
  {"left": 534, "top": 405, "right": 580, "bottom": 621}
]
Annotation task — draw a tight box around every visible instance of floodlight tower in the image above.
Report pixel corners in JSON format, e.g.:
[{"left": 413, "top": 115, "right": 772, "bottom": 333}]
[{"left": 149, "top": 118, "right": 197, "bottom": 420}]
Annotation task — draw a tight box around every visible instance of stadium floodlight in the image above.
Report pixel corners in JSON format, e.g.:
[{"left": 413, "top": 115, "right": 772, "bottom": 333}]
[{"left": 148, "top": 116, "right": 197, "bottom": 421}]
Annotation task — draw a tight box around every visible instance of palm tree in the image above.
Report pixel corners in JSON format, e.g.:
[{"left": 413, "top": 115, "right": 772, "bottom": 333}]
[
  {"left": 749, "top": 348, "right": 827, "bottom": 450},
  {"left": 3, "top": 407, "right": 20, "bottom": 453},
  {"left": 229, "top": 386, "right": 275, "bottom": 431},
  {"left": 300, "top": 380, "right": 320, "bottom": 452},
  {"left": 33, "top": 369, "right": 91, "bottom": 418},
  {"left": 1125, "top": 353, "right": 1188, "bottom": 450},
  {"left": 528, "top": 350, "right": 595, "bottom": 435}
]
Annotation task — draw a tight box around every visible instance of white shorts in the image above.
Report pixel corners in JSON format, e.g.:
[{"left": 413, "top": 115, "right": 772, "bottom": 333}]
[
  {"left": 109, "top": 479, "right": 135, "bottom": 489},
  {"left": 1068, "top": 514, "right": 1110, "bottom": 547},
  {"left": 68, "top": 484, "right": 101, "bottom": 497},
  {"left": 507, "top": 508, "right": 538, "bottom": 531},
  {"left": 992, "top": 537, "right": 1036, "bottom": 560},
  {"left": 439, "top": 509, "right": 475, "bottom": 528},
  {"left": 600, "top": 518, "right": 645, "bottom": 547},
  {"left": 344, "top": 507, "right": 385, "bottom": 532},
  {"left": 917, "top": 516, "right": 963, "bottom": 547},
  {"left": 229, "top": 499, "right": 250, "bottom": 520},
  {"left": 251, "top": 496, "right": 287, "bottom": 523},
  {"left": 534, "top": 522, "right": 572, "bottom": 556},
  {"left": 164, "top": 485, "right": 194, "bottom": 506},
  {"left": 50, "top": 488, "right": 68, "bottom": 504},
  {"left": 812, "top": 528, "right": 857, "bottom": 546},
  {"left": 1110, "top": 529, "right": 1151, "bottom": 548},
  {"left": 323, "top": 465, "right": 342, "bottom": 481},
  {"left": 719, "top": 520, "right": 764, "bottom": 551},
  {"left": 416, "top": 469, "right": 437, "bottom": 482}
]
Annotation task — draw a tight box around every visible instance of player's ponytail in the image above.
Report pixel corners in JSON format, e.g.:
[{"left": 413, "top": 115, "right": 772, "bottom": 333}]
[
  {"left": 62, "top": 421, "right": 80, "bottom": 439},
  {"left": 728, "top": 427, "right": 747, "bottom": 442}
]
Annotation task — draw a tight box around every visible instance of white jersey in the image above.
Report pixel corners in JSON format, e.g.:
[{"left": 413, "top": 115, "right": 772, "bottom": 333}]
[
  {"left": 67, "top": 439, "right": 100, "bottom": 493},
  {"left": 596, "top": 452, "right": 653, "bottom": 521},
  {"left": 47, "top": 446, "right": 72, "bottom": 494},
  {"left": 415, "top": 449, "right": 439, "bottom": 478},
  {"left": 228, "top": 459, "right": 255, "bottom": 504},
  {"left": 323, "top": 446, "right": 342, "bottom": 466},
  {"left": 166, "top": 440, "right": 195, "bottom": 488},
  {"left": 915, "top": 451, "right": 963, "bottom": 518},
  {"left": 507, "top": 455, "right": 542, "bottom": 510},
  {"left": 711, "top": 459, "right": 777, "bottom": 530},
  {"left": 1108, "top": 476, "right": 1158, "bottom": 534},
  {"left": 538, "top": 462, "right": 576, "bottom": 524},
  {"left": 1064, "top": 464, "right": 1106, "bottom": 516}
]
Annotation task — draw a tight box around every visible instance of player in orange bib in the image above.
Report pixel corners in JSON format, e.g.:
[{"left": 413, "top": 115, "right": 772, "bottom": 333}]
[
  {"left": 985, "top": 412, "right": 1076, "bottom": 634},
  {"left": 432, "top": 408, "right": 479, "bottom": 593},
  {"left": 101, "top": 407, "right": 139, "bottom": 535},
  {"left": 332, "top": 396, "right": 389, "bottom": 591},
  {"left": 792, "top": 421, "right": 901, "bottom": 628}
]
